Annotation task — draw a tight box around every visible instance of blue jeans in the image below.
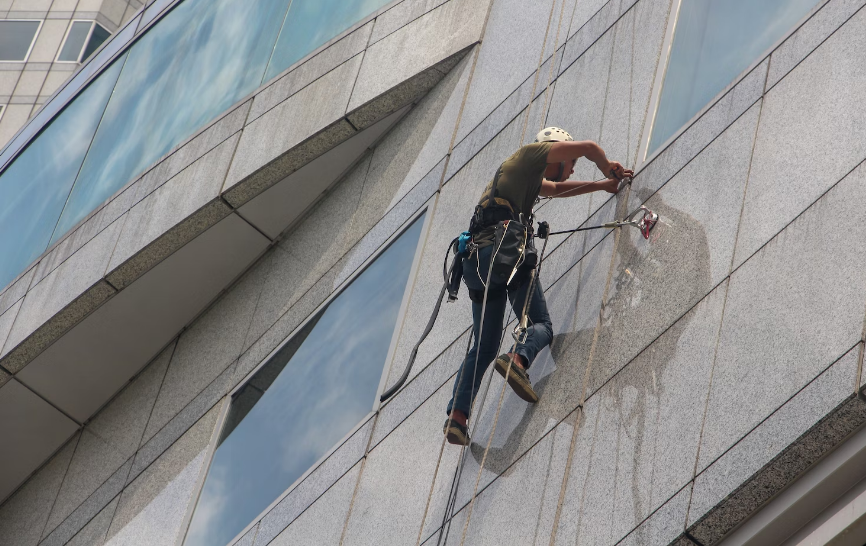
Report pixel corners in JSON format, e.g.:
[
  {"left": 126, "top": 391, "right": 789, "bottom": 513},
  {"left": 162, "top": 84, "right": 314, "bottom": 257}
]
[{"left": 447, "top": 244, "right": 553, "bottom": 418}]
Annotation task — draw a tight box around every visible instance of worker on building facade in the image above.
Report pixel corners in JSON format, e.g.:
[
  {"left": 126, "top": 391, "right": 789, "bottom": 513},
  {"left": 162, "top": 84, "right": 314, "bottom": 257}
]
[{"left": 443, "top": 127, "right": 634, "bottom": 445}]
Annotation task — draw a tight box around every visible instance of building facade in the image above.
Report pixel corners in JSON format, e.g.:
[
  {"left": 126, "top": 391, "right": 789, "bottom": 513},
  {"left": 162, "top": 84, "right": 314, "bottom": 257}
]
[
  {"left": 0, "top": 0, "right": 865, "bottom": 545},
  {"left": 0, "top": 0, "right": 142, "bottom": 149}
]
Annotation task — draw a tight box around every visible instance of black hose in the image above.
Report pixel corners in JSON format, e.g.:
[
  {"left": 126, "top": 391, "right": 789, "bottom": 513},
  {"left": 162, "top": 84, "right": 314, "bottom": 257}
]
[{"left": 380, "top": 282, "right": 448, "bottom": 402}]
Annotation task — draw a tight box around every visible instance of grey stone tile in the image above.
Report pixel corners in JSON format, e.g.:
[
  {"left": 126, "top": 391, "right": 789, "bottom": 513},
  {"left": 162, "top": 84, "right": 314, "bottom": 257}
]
[
  {"left": 0, "top": 298, "right": 21, "bottom": 365},
  {"left": 561, "top": 0, "right": 635, "bottom": 72},
  {"left": 39, "top": 458, "right": 131, "bottom": 546},
  {"left": 253, "top": 418, "right": 372, "bottom": 546},
  {"left": 140, "top": 254, "right": 262, "bottom": 444},
  {"left": 0, "top": 437, "right": 76, "bottom": 546},
  {"left": 689, "top": 348, "right": 865, "bottom": 545},
  {"left": 250, "top": 23, "right": 373, "bottom": 123},
  {"left": 439, "top": 417, "right": 572, "bottom": 546},
  {"left": 733, "top": 7, "right": 866, "bottom": 267},
  {"left": 0, "top": 264, "right": 35, "bottom": 317},
  {"left": 333, "top": 159, "right": 440, "bottom": 288},
  {"left": 340, "top": 382, "right": 461, "bottom": 546},
  {"left": 568, "top": 0, "right": 613, "bottom": 38},
  {"left": 584, "top": 104, "right": 760, "bottom": 396},
  {"left": 370, "top": 0, "right": 447, "bottom": 45},
  {"left": 699, "top": 161, "right": 866, "bottom": 471},
  {"left": 767, "top": 0, "right": 865, "bottom": 91},
  {"left": 638, "top": 60, "right": 767, "bottom": 201},
  {"left": 40, "top": 342, "right": 172, "bottom": 537},
  {"left": 615, "top": 484, "right": 692, "bottom": 546},
  {"left": 373, "top": 330, "right": 470, "bottom": 448},
  {"left": 452, "top": 0, "right": 563, "bottom": 144},
  {"left": 0, "top": 218, "right": 122, "bottom": 373},
  {"left": 268, "top": 462, "right": 361, "bottom": 546},
  {"left": 347, "top": 0, "right": 487, "bottom": 114},
  {"left": 105, "top": 133, "right": 239, "bottom": 287},
  {"left": 64, "top": 496, "right": 118, "bottom": 546},
  {"left": 223, "top": 57, "right": 363, "bottom": 207},
  {"left": 105, "top": 404, "right": 220, "bottom": 545},
  {"left": 130, "top": 362, "right": 235, "bottom": 485}
]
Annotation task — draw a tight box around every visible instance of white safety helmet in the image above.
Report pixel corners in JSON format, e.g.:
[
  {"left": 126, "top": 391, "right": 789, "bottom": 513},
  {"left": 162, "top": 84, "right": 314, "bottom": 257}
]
[{"left": 535, "top": 127, "right": 573, "bottom": 143}]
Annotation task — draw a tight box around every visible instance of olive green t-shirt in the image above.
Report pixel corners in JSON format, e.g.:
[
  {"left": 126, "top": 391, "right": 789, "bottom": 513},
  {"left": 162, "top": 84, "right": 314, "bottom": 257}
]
[{"left": 474, "top": 142, "right": 552, "bottom": 246}]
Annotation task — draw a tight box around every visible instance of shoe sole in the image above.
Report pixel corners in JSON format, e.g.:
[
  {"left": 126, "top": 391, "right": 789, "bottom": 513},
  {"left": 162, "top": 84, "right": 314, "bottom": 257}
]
[{"left": 494, "top": 356, "right": 539, "bottom": 403}]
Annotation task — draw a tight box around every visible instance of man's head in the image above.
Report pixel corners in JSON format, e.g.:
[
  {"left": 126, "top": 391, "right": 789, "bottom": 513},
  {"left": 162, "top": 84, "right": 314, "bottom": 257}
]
[{"left": 536, "top": 127, "right": 574, "bottom": 182}]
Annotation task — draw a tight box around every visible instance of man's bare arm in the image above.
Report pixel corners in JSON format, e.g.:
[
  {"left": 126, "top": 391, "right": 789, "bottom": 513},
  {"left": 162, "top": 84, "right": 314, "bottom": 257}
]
[
  {"left": 546, "top": 140, "right": 633, "bottom": 180},
  {"left": 539, "top": 178, "right": 619, "bottom": 198}
]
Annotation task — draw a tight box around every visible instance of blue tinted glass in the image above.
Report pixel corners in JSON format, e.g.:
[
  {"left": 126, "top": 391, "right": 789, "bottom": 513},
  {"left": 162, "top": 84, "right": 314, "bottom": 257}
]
[
  {"left": 58, "top": 21, "right": 92, "bottom": 62},
  {"left": 264, "top": 0, "right": 393, "bottom": 81},
  {"left": 184, "top": 214, "right": 425, "bottom": 546},
  {"left": 81, "top": 23, "right": 110, "bottom": 62},
  {"left": 0, "top": 21, "right": 40, "bottom": 61},
  {"left": 648, "top": 0, "right": 819, "bottom": 153},
  {"left": 0, "top": 56, "right": 125, "bottom": 289},
  {"left": 52, "top": 0, "right": 291, "bottom": 241}
]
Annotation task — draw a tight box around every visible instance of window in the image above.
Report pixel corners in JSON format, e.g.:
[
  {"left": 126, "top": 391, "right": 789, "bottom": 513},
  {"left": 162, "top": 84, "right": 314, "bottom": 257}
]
[
  {"left": 0, "top": 20, "right": 42, "bottom": 62},
  {"left": 57, "top": 21, "right": 110, "bottom": 63},
  {"left": 646, "top": 0, "right": 821, "bottom": 155},
  {"left": 182, "top": 213, "right": 427, "bottom": 546}
]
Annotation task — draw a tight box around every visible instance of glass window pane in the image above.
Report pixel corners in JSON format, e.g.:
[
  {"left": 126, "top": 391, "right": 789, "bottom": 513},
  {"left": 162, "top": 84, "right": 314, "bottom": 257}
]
[
  {"left": 81, "top": 23, "right": 110, "bottom": 62},
  {"left": 58, "top": 21, "right": 93, "bottom": 62},
  {"left": 0, "top": 55, "right": 125, "bottom": 290},
  {"left": 52, "top": 0, "right": 291, "bottom": 242},
  {"left": 648, "top": 0, "right": 820, "bottom": 154},
  {"left": 264, "top": 0, "right": 393, "bottom": 81},
  {"left": 183, "top": 214, "right": 425, "bottom": 546},
  {"left": 0, "top": 21, "right": 41, "bottom": 61}
]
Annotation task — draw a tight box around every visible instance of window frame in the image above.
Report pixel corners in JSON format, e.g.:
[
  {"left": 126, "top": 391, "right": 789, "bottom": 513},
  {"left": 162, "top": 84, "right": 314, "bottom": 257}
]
[
  {"left": 0, "top": 19, "right": 44, "bottom": 63},
  {"left": 55, "top": 20, "right": 109, "bottom": 64},
  {"left": 176, "top": 203, "right": 433, "bottom": 546},
  {"left": 635, "top": 0, "right": 826, "bottom": 170}
]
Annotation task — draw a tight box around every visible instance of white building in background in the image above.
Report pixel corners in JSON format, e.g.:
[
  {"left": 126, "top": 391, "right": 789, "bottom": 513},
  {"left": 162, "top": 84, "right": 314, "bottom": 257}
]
[
  {"left": 0, "top": 0, "right": 865, "bottom": 545},
  {"left": 0, "top": 0, "right": 142, "bottom": 149}
]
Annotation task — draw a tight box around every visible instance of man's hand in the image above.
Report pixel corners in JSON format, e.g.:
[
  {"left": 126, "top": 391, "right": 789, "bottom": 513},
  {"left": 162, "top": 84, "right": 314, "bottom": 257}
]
[
  {"left": 599, "top": 178, "right": 620, "bottom": 194},
  {"left": 598, "top": 161, "right": 633, "bottom": 180}
]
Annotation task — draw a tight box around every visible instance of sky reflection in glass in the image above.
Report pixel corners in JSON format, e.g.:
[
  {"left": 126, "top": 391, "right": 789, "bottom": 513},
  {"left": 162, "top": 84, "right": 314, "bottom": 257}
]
[
  {"left": 648, "top": 0, "right": 819, "bottom": 154},
  {"left": 0, "top": 57, "right": 124, "bottom": 289},
  {"left": 264, "top": 0, "right": 393, "bottom": 81},
  {"left": 52, "top": 0, "right": 291, "bottom": 240},
  {"left": 184, "top": 215, "right": 425, "bottom": 546}
]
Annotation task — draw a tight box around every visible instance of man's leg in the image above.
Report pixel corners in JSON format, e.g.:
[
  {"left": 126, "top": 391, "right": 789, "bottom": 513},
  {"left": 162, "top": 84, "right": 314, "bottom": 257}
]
[
  {"left": 508, "top": 277, "right": 553, "bottom": 369},
  {"left": 446, "top": 287, "right": 508, "bottom": 422}
]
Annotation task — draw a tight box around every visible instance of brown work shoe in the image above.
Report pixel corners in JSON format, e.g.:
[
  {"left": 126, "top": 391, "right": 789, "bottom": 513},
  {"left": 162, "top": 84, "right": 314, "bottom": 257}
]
[
  {"left": 494, "top": 354, "right": 539, "bottom": 403},
  {"left": 443, "top": 419, "right": 470, "bottom": 446}
]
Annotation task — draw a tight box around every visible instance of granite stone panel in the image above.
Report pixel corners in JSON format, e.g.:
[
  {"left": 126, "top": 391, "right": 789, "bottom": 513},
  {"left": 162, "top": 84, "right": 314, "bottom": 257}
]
[
  {"left": 140, "top": 256, "right": 263, "bottom": 444},
  {"left": 104, "top": 404, "right": 220, "bottom": 545},
  {"left": 42, "top": 343, "right": 171, "bottom": 537},
  {"left": 106, "top": 133, "right": 239, "bottom": 283},
  {"left": 615, "top": 484, "right": 692, "bottom": 546},
  {"left": 766, "top": 0, "right": 866, "bottom": 91},
  {"left": 233, "top": 524, "right": 258, "bottom": 546},
  {"left": 224, "top": 56, "right": 363, "bottom": 207},
  {"left": 689, "top": 347, "right": 865, "bottom": 545},
  {"left": 373, "top": 330, "right": 469, "bottom": 449},
  {"left": 347, "top": 0, "right": 489, "bottom": 114},
  {"left": 561, "top": 0, "right": 640, "bottom": 72},
  {"left": 39, "top": 458, "right": 132, "bottom": 546},
  {"left": 370, "top": 0, "right": 449, "bottom": 45},
  {"left": 0, "top": 264, "right": 35, "bottom": 318},
  {"left": 252, "top": 418, "right": 372, "bottom": 546},
  {"left": 437, "top": 418, "right": 572, "bottom": 546},
  {"left": 249, "top": 22, "right": 373, "bottom": 124},
  {"left": 733, "top": 7, "right": 866, "bottom": 267},
  {"left": 544, "top": 282, "right": 724, "bottom": 546},
  {"left": 568, "top": 0, "right": 614, "bottom": 38},
  {"left": 583, "top": 104, "right": 760, "bottom": 396},
  {"left": 0, "top": 437, "right": 76, "bottom": 546},
  {"left": 0, "top": 217, "right": 123, "bottom": 372},
  {"left": 64, "top": 496, "right": 118, "bottom": 546},
  {"left": 635, "top": 60, "right": 767, "bottom": 202},
  {"left": 699, "top": 161, "right": 866, "bottom": 472},
  {"left": 452, "top": 0, "right": 565, "bottom": 144},
  {"left": 269, "top": 462, "right": 361, "bottom": 546},
  {"left": 0, "top": 299, "right": 21, "bottom": 373},
  {"left": 340, "top": 383, "right": 461, "bottom": 546}
]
